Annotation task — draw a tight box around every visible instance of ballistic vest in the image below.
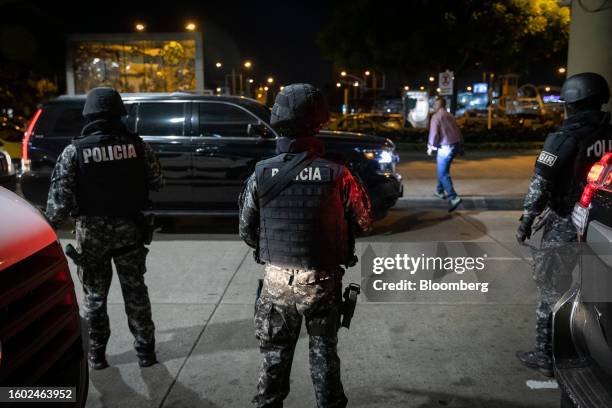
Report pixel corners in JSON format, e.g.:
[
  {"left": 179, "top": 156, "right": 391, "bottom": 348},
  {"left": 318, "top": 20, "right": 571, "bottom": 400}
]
[
  {"left": 255, "top": 153, "right": 349, "bottom": 270},
  {"left": 535, "top": 111, "right": 612, "bottom": 215},
  {"left": 73, "top": 133, "right": 148, "bottom": 216}
]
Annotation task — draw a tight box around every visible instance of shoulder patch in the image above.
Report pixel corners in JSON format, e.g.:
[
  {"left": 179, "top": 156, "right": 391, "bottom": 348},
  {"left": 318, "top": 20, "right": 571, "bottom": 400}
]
[{"left": 537, "top": 151, "right": 558, "bottom": 167}]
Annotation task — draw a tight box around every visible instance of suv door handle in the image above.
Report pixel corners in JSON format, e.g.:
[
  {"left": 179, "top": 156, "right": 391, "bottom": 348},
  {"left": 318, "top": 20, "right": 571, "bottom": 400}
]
[{"left": 195, "top": 146, "right": 219, "bottom": 155}]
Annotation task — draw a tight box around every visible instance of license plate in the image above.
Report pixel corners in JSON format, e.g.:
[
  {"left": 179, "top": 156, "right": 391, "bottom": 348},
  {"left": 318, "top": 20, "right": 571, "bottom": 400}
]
[{"left": 572, "top": 203, "right": 589, "bottom": 236}]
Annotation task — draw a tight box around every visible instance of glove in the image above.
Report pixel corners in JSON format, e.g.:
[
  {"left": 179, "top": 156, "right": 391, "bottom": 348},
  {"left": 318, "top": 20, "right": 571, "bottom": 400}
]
[{"left": 516, "top": 214, "right": 534, "bottom": 243}]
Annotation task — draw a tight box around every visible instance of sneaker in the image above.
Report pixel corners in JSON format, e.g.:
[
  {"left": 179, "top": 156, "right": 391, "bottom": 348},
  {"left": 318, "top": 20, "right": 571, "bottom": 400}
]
[
  {"left": 433, "top": 191, "right": 446, "bottom": 199},
  {"left": 448, "top": 196, "right": 462, "bottom": 212},
  {"left": 88, "top": 350, "right": 109, "bottom": 370},
  {"left": 516, "top": 350, "right": 554, "bottom": 377}
]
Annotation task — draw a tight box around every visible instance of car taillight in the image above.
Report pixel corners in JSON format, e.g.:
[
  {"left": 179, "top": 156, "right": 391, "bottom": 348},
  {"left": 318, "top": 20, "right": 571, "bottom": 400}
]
[
  {"left": 21, "top": 107, "right": 43, "bottom": 172},
  {"left": 580, "top": 183, "right": 597, "bottom": 207},
  {"left": 587, "top": 163, "right": 605, "bottom": 183}
]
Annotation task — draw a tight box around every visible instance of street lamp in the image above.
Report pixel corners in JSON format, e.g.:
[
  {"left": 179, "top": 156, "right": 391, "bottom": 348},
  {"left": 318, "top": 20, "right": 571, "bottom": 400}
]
[
  {"left": 404, "top": 85, "right": 410, "bottom": 91},
  {"left": 264, "top": 86, "right": 269, "bottom": 91},
  {"left": 420, "top": 86, "right": 425, "bottom": 90},
  {"left": 135, "top": 23, "right": 145, "bottom": 32},
  {"left": 353, "top": 81, "right": 359, "bottom": 87},
  {"left": 267, "top": 77, "right": 274, "bottom": 84},
  {"left": 558, "top": 67, "right": 566, "bottom": 74},
  {"left": 467, "top": 86, "right": 472, "bottom": 91},
  {"left": 185, "top": 22, "right": 197, "bottom": 31},
  {"left": 340, "top": 71, "right": 347, "bottom": 77},
  {"left": 336, "top": 82, "right": 342, "bottom": 88},
  {"left": 244, "top": 61, "right": 252, "bottom": 69},
  {"left": 280, "top": 86, "right": 284, "bottom": 91},
  {"left": 365, "top": 70, "right": 371, "bottom": 76},
  {"left": 216, "top": 87, "right": 222, "bottom": 93},
  {"left": 428, "top": 76, "right": 435, "bottom": 82},
  {"left": 248, "top": 78, "right": 254, "bottom": 84},
  {"left": 215, "top": 62, "right": 222, "bottom": 68}
]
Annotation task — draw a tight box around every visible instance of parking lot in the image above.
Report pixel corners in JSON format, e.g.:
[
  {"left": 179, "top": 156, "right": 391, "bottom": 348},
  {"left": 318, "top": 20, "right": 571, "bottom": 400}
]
[{"left": 58, "top": 209, "right": 561, "bottom": 408}]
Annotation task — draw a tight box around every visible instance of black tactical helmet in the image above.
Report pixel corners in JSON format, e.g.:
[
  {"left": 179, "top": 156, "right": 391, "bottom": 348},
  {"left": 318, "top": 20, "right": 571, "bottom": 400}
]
[
  {"left": 83, "top": 87, "right": 127, "bottom": 118},
  {"left": 270, "top": 84, "right": 329, "bottom": 136},
  {"left": 560, "top": 72, "right": 610, "bottom": 105}
]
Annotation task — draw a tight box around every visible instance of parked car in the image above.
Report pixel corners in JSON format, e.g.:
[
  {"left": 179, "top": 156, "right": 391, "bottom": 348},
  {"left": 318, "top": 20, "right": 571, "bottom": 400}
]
[
  {"left": 0, "top": 115, "right": 25, "bottom": 161},
  {"left": 20, "top": 93, "right": 403, "bottom": 220},
  {"left": 0, "top": 143, "right": 16, "bottom": 191},
  {"left": 327, "top": 113, "right": 408, "bottom": 140},
  {"left": 0, "top": 187, "right": 88, "bottom": 407},
  {"left": 554, "top": 153, "right": 612, "bottom": 407}
]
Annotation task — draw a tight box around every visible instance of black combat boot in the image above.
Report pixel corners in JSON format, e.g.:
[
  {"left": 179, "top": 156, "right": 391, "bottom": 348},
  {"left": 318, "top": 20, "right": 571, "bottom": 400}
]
[
  {"left": 88, "top": 348, "right": 109, "bottom": 370},
  {"left": 135, "top": 341, "right": 158, "bottom": 368},
  {"left": 137, "top": 352, "right": 158, "bottom": 368},
  {"left": 516, "top": 350, "right": 553, "bottom": 377}
]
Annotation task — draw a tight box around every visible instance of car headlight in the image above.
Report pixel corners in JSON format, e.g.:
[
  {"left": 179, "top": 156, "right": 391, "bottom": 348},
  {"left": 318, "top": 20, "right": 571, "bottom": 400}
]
[{"left": 361, "top": 148, "right": 399, "bottom": 176}]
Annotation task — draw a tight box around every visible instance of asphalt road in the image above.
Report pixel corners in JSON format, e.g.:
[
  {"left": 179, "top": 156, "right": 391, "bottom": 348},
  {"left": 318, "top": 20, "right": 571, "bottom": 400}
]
[
  {"left": 58, "top": 210, "right": 562, "bottom": 408},
  {"left": 397, "top": 150, "right": 536, "bottom": 198}
]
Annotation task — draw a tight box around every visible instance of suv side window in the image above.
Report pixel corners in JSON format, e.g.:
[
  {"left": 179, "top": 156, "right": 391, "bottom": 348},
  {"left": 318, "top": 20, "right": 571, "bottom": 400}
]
[
  {"left": 137, "top": 102, "right": 185, "bottom": 136},
  {"left": 198, "top": 102, "right": 258, "bottom": 137},
  {"left": 36, "top": 105, "right": 86, "bottom": 138}
]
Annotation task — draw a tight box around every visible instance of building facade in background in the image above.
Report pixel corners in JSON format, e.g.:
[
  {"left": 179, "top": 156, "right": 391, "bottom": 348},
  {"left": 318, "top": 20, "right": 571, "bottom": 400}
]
[{"left": 66, "top": 33, "right": 204, "bottom": 95}]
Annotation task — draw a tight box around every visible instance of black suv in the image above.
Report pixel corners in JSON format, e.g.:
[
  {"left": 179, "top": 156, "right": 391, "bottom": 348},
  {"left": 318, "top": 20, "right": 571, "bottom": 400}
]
[
  {"left": 554, "top": 153, "right": 612, "bottom": 407},
  {"left": 20, "top": 93, "right": 402, "bottom": 219}
]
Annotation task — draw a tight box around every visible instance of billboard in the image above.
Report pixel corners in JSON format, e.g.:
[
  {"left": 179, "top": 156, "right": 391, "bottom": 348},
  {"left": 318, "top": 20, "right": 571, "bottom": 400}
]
[{"left": 66, "top": 32, "right": 204, "bottom": 94}]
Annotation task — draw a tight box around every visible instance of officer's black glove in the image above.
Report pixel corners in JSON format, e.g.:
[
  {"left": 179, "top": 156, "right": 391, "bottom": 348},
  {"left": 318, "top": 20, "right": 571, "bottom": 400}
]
[{"left": 516, "top": 214, "right": 534, "bottom": 243}]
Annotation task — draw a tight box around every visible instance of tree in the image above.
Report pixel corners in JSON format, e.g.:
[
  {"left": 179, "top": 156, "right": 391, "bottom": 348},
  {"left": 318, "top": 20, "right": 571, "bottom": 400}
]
[{"left": 318, "top": 0, "right": 570, "bottom": 78}]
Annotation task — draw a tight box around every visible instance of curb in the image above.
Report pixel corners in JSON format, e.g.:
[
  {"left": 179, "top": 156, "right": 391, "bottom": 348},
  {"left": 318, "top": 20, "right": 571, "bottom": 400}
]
[{"left": 394, "top": 196, "right": 524, "bottom": 211}]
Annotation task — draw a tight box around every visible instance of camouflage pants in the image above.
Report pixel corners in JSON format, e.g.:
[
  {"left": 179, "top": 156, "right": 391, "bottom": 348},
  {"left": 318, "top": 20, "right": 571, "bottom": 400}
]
[
  {"left": 253, "top": 265, "right": 347, "bottom": 408},
  {"left": 76, "top": 216, "right": 155, "bottom": 355},
  {"left": 532, "top": 212, "right": 577, "bottom": 360}
]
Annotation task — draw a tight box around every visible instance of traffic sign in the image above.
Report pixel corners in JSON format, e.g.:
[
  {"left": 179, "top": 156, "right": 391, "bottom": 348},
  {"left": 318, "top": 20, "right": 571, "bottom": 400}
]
[{"left": 439, "top": 70, "right": 454, "bottom": 95}]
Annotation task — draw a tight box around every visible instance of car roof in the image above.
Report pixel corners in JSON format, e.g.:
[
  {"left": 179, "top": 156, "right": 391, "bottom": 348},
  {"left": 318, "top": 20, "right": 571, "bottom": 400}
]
[{"left": 49, "top": 93, "right": 264, "bottom": 106}]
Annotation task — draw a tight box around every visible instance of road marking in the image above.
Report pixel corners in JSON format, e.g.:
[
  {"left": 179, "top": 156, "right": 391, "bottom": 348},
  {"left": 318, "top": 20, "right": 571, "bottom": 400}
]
[{"left": 526, "top": 380, "right": 558, "bottom": 390}]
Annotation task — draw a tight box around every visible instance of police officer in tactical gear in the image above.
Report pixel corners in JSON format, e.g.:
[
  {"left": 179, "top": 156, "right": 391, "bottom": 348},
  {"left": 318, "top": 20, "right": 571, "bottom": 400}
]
[
  {"left": 46, "top": 87, "right": 164, "bottom": 370},
  {"left": 239, "top": 84, "right": 372, "bottom": 407},
  {"left": 516, "top": 73, "right": 612, "bottom": 376}
]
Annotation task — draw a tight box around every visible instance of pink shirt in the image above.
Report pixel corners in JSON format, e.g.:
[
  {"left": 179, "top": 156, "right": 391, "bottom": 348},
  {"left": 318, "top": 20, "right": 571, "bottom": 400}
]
[{"left": 428, "top": 109, "right": 463, "bottom": 147}]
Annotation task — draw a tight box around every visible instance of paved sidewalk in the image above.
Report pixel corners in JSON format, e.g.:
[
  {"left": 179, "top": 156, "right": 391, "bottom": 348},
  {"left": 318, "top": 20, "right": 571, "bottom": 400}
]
[
  {"left": 396, "top": 151, "right": 536, "bottom": 210},
  {"left": 60, "top": 211, "right": 560, "bottom": 408}
]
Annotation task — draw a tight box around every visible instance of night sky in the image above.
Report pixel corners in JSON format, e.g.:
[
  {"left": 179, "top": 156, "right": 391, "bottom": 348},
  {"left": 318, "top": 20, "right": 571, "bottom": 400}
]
[{"left": 18, "top": 0, "right": 334, "bottom": 89}]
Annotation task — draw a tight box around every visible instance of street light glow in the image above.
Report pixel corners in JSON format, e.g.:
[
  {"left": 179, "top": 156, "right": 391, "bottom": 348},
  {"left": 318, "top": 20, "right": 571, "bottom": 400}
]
[
  {"left": 267, "top": 77, "right": 274, "bottom": 84},
  {"left": 545, "top": 86, "right": 551, "bottom": 92},
  {"left": 365, "top": 70, "right": 371, "bottom": 76},
  {"left": 353, "top": 81, "right": 359, "bottom": 87},
  {"left": 467, "top": 86, "right": 472, "bottom": 91},
  {"left": 248, "top": 78, "right": 254, "bottom": 83},
  {"left": 135, "top": 23, "right": 145, "bottom": 31},
  {"left": 420, "top": 86, "right": 425, "bottom": 90},
  {"left": 244, "top": 61, "right": 252, "bottom": 69},
  {"left": 216, "top": 87, "right": 222, "bottom": 93},
  {"left": 336, "top": 82, "right": 342, "bottom": 88},
  {"left": 264, "top": 86, "right": 269, "bottom": 91},
  {"left": 404, "top": 85, "right": 409, "bottom": 91},
  {"left": 215, "top": 62, "right": 222, "bottom": 68},
  {"left": 185, "top": 22, "right": 196, "bottom": 31},
  {"left": 280, "top": 86, "right": 284, "bottom": 91},
  {"left": 436, "top": 88, "right": 441, "bottom": 93},
  {"left": 558, "top": 67, "right": 566, "bottom": 74},
  {"left": 428, "top": 76, "right": 435, "bottom": 82},
  {"left": 340, "top": 71, "right": 347, "bottom": 77}
]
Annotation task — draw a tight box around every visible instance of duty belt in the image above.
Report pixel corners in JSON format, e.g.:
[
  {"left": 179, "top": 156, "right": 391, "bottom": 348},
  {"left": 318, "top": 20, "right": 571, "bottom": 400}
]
[{"left": 265, "top": 265, "right": 337, "bottom": 286}]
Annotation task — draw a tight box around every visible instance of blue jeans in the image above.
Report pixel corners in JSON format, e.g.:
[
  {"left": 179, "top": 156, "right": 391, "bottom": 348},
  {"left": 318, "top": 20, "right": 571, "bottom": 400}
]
[{"left": 436, "top": 144, "right": 458, "bottom": 201}]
